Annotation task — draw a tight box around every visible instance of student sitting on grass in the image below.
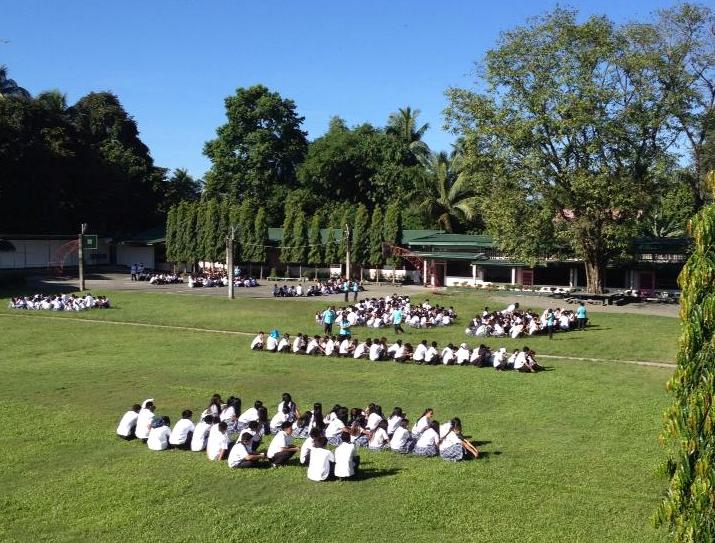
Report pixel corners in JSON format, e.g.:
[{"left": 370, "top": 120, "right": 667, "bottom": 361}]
[
  {"left": 438, "top": 417, "right": 480, "bottom": 462},
  {"left": 266, "top": 421, "right": 300, "bottom": 467},
  {"left": 334, "top": 431, "right": 360, "bottom": 479},
  {"left": 116, "top": 403, "right": 141, "bottom": 440},
  {"left": 307, "top": 436, "right": 335, "bottom": 482},
  {"left": 190, "top": 415, "right": 215, "bottom": 452},
  {"left": 250, "top": 332, "right": 265, "bottom": 350},
  {"left": 270, "top": 404, "right": 295, "bottom": 434},
  {"left": 413, "top": 421, "right": 441, "bottom": 457},
  {"left": 135, "top": 400, "right": 156, "bottom": 443},
  {"left": 300, "top": 427, "right": 321, "bottom": 466},
  {"left": 390, "top": 418, "right": 415, "bottom": 453},
  {"left": 227, "top": 431, "right": 266, "bottom": 468},
  {"left": 411, "top": 408, "right": 434, "bottom": 438},
  {"left": 325, "top": 407, "right": 350, "bottom": 446},
  {"left": 206, "top": 421, "right": 229, "bottom": 461},
  {"left": 368, "top": 419, "right": 390, "bottom": 451},
  {"left": 292, "top": 411, "right": 312, "bottom": 439},
  {"left": 147, "top": 416, "right": 171, "bottom": 451},
  {"left": 169, "top": 410, "right": 194, "bottom": 450}
]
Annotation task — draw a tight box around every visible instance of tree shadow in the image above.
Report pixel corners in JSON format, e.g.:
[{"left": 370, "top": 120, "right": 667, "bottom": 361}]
[
  {"left": 350, "top": 467, "right": 401, "bottom": 481},
  {"left": 477, "top": 450, "right": 502, "bottom": 460}
]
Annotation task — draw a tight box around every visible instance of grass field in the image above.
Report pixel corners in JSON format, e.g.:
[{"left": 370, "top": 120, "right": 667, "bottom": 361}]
[{"left": 0, "top": 289, "right": 678, "bottom": 542}]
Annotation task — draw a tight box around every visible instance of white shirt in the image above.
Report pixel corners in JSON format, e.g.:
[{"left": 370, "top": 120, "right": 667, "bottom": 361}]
[
  {"left": 369, "top": 427, "right": 389, "bottom": 448},
  {"left": 387, "top": 415, "right": 403, "bottom": 435},
  {"left": 416, "top": 428, "right": 440, "bottom": 449},
  {"left": 353, "top": 343, "right": 367, "bottom": 358},
  {"left": 292, "top": 337, "right": 304, "bottom": 353},
  {"left": 324, "top": 339, "right": 335, "bottom": 356},
  {"left": 306, "top": 339, "right": 319, "bottom": 354},
  {"left": 227, "top": 442, "right": 251, "bottom": 467},
  {"left": 277, "top": 338, "right": 289, "bottom": 351},
  {"left": 300, "top": 437, "right": 314, "bottom": 464},
  {"left": 514, "top": 351, "right": 528, "bottom": 369},
  {"left": 219, "top": 405, "right": 236, "bottom": 422},
  {"left": 190, "top": 421, "right": 212, "bottom": 451},
  {"left": 441, "top": 347, "right": 455, "bottom": 365},
  {"left": 238, "top": 407, "right": 259, "bottom": 424},
  {"left": 270, "top": 411, "right": 289, "bottom": 432},
  {"left": 116, "top": 410, "right": 138, "bottom": 437},
  {"left": 206, "top": 427, "right": 229, "bottom": 460},
  {"left": 439, "top": 430, "right": 462, "bottom": 452},
  {"left": 368, "top": 343, "right": 383, "bottom": 361},
  {"left": 334, "top": 442, "right": 357, "bottom": 478},
  {"left": 339, "top": 339, "right": 351, "bottom": 354},
  {"left": 424, "top": 347, "right": 438, "bottom": 364},
  {"left": 325, "top": 418, "right": 346, "bottom": 438},
  {"left": 390, "top": 426, "right": 411, "bottom": 451},
  {"left": 456, "top": 347, "right": 471, "bottom": 365},
  {"left": 250, "top": 335, "right": 263, "bottom": 349},
  {"left": 413, "top": 344, "right": 427, "bottom": 361},
  {"left": 412, "top": 415, "right": 430, "bottom": 436},
  {"left": 439, "top": 421, "right": 452, "bottom": 439},
  {"left": 366, "top": 412, "right": 382, "bottom": 431},
  {"left": 135, "top": 408, "right": 154, "bottom": 439},
  {"left": 266, "top": 336, "right": 278, "bottom": 351},
  {"left": 493, "top": 351, "right": 507, "bottom": 367},
  {"left": 307, "top": 448, "right": 335, "bottom": 481},
  {"left": 266, "top": 431, "right": 293, "bottom": 459},
  {"left": 147, "top": 426, "right": 171, "bottom": 451},
  {"left": 169, "top": 418, "right": 195, "bottom": 445}
]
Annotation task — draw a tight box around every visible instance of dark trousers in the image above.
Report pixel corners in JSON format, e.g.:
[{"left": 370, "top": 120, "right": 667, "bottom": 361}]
[
  {"left": 118, "top": 433, "right": 136, "bottom": 441},
  {"left": 324, "top": 322, "right": 332, "bottom": 334},
  {"left": 577, "top": 318, "right": 586, "bottom": 330},
  {"left": 233, "top": 460, "right": 258, "bottom": 468},
  {"left": 394, "top": 324, "right": 404, "bottom": 334},
  {"left": 271, "top": 449, "right": 296, "bottom": 465},
  {"left": 169, "top": 433, "right": 193, "bottom": 450},
  {"left": 547, "top": 325, "right": 554, "bottom": 339},
  {"left": 353, "top": 291, "right": 358, "bottom": 301},
  {"left": 344, "top": 291, "right": 349, "bottom": 302}
]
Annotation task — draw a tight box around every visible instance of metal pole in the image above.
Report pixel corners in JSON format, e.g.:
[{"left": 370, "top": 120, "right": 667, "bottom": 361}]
[
  {"left": 227, "top": 226, "right": 235, "bottom": 300},
  {"left": 79, "top": 223, "right": 87, "bottom": 291},
  {"left": 344, "top": 223, "right": 350, "bottom": 280}
]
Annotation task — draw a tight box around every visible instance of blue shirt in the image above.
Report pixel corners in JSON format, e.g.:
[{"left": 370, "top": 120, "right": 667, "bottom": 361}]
[
  {"left": 392, "top": 309, "right": 403, "bottom": 324},
  {"left": 576, "top": 306, "right": 587, "bottom": 319},
  {"left": 339, "top": 320, "right": 351, "bottom": 336},
  {"left": 322, "top": 310, "right": 335, "bottom": 324}
]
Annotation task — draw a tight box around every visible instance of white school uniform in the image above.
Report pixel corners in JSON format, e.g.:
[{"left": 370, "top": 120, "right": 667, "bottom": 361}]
[
  {"left": 369, "top": 427, "right": 389, "bottom": 448},
  {"left": 277, "top": 338, "right": 290, "bottom": 352},
  {"left": 324, "top": 339, "right": 336, "bottom": 356},
  {"left": 353, "top": 343, "right": 368, "bottom": 359},
  {"left": 292, "top": 337, "right": 304, "bottom": 353},
  {"left": 147, "top": 425, "right": 171, "bottom": 451},
  {"left": 387, "top": 415, "right": 403, "bottom": 435},
  {"left": 206, "top": 427, "right": 229, "bottom": 460},
  {"left": 366, "top": 412, "right": 383, "bottom": 431},
  {"left": 441, "top": 347, "right": 455, "bottom": 365},
  {"left": 238, "top": 407, "right": 259, "bottom": 424},
  {"left": 307, "top": 448, "right": 335, "bottom": 481},
  {"left": 413, "top": 344, "right": 427, "bottom": 362},
  {"left": 339, "top": 339, "right": 351, "bottom": 355},
  {"left": 116, "top": 410, "right": 139, "bottom": 437},
  {"left": 266, "top": 336, "right": 278, "bottom": 351},
  {"left": 456, "top": 346, "right": 471, "bottom": 365},
  {"left": 415, "top": 428, "right": 440, "bottom": 449},
  {"left": 250, "top": 335, "right": 263, "bottom": 349},
  {"left": 135, "top": 408, "right": 154, "bottom": 440},
  {"left": 227, "top": 442, "right": 251, "bottom": 467},
  {"left": 412, "top": 415, "right": 430, "bottom": 436},
  {"left": 514, "top": 351, "right": 528, "bottom": 370},
  {"left": 266, "top": 431, "right": 293, "bottom": 459},
  {"left": 424, "top": 347, "right": 438, "bottom": 364},
  {"left": 325, "top": 418, "right": 346, "bottom": 438},
  {"left": 169, "top": 418, "right": 195, "bottom": 446},
  {"left": 334, "top": 442, "right": 358, "bottom": 478},
  {"left": 270, "top": 411, "right": 289, "bottom": 433},
  {"left": 190, "top": 421, "right": 212, "bottom": 451},
  {"left": 439, "top": 421, "right": 453, "bottom": 439},
  {"left": 300, "top": 437, "right": 314, "bottom": 464},
  {"left": 390, "top": 426, "right": 411, "bottom": 451},
  {"left": 306, "top": 339, "right": 319, "bottom": 354},
  {"left": 368, "top": 343, "right": 383, "bottom": 361},
  {"left": 219, "top": 406, "right": 236, "bottom": 422}
]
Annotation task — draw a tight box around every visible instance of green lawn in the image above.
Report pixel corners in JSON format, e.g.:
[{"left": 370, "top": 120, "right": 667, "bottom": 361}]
[{"left": 0, "top": 290, "right": 678, "bottom": 542}]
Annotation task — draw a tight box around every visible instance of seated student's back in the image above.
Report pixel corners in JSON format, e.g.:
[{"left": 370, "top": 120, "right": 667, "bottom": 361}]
[
  {"left": 307, "top": 437, "right": 335, "bottom": 482},
  {"left": 116, "top": 404, "right": 141, "bottom": 439}
]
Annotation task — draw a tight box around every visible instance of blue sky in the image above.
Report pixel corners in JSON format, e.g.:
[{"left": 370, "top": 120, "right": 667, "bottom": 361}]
[{"left": 1, "top": 0, "right": 691, "bottom": 179}]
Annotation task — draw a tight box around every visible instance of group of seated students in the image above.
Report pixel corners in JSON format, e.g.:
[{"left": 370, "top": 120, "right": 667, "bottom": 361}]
[
  {"left": 315, "top": 296, "right": 457, "bottom": 333},
  {"left": 188, "top": 273, "right": 259, "bottom": 288},
  {"left": 116, "top": 394, "right": 480, "bottom": 481},
  {"left": 8, "top": 292, "right": 110, "bottom": 311},
  {"left": 148, "top": 273, "right": 183, "bottom": 285},
  {"left": 465, "top": 303, "right": 587, "bottom": 339},
  {"left": 250, "top": 331, "right": 543, "bottom": 372}
]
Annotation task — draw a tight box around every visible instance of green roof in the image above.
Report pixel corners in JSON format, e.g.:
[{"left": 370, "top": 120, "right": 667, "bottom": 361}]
[
  {"left": 119, "top": 226, "right": 166, "bottom": 245},
  {"left": 414, "top": 251, "right": 488, "bottom": 262},
  {"left": 407, "top": 232, "right": 496, "bottom": 248}
]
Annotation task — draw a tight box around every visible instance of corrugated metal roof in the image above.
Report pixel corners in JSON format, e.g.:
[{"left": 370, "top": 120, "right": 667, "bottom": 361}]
[{"left": 407, "top": 232, "right": 496, "bottom": 247}]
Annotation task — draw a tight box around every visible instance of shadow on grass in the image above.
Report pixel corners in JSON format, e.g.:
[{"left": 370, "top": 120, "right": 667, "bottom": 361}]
[{"left": 350, "top": 467, "right": 401, "bottom": 481}]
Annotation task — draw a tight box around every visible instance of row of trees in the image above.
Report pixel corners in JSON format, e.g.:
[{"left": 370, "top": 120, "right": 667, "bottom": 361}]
[
  {"left": 0, "top": 69, "right": 201, "bottom": 234},
  {"left": 165, "top": 199, "right": 403, "bottom": 277}
]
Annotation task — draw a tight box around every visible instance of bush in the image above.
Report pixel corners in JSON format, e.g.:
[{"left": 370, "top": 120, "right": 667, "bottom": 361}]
[{"left": 268, "top": 268, "right": 278, "bottom": 280}]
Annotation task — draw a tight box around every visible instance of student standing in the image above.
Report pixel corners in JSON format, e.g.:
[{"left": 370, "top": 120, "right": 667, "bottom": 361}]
[
  {"left": 116, "top": 403, "right": 141, "bottom": 440},
  {"left": 352, "top": 281, "right": 359, "bottom": 302},
  {"left": 169, "top": 410, "right": 195, "bottom": 450},
  {"left": 322, "top": 307, "right": 336, "bottom": 335},
  {"left": 576, "top": 302, "right": 588, "bottom": 330},
  {"left": 392, "top": 306, "right": 405, "bottom": 334}
]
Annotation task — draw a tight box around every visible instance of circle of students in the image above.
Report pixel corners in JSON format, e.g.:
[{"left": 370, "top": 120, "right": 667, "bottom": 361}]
[
  {"left": 116, "top": 394, "right": 480, "bottom": 482},
  {"left": 465, "top": 302, "right": 588, "bottom": 339},
  {"left": 9, "top": 292, "right": 111, "bottom": 311}
]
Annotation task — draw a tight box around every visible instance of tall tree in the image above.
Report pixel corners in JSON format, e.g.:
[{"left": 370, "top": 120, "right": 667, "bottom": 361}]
[
  {"left": 0, "top": 65, "right": 30, "bottom": 99},
  {"left": 307, "top": 213, "right": 324, "bottom": 275},
  {"left": 324, "top": 225, "right": 339, "bottom": 267},
  {"left": 386, "top": 106, "right": 431, "bottom": 163},
  {"left": 648, "top": 4, "right": 715, "bottom": 208},
  {"left": 159, "top": 169, "right": 201, "bottom": 213},
  {"left": 446, "top": 9, "right": 674, "bottom": 293},
  {"left": 165, "top": 206, "right": 178, "bottom": 263},
  {"left": 238, "top": 198, "right": 254, "bottom": 264},
  {"left": 291, "top": 210, "right": 309, "bottom": 273},
  {"left": 199, "top": 200, "right": 221, "bottom": 264},
  {"left": 656, "top": 171, "right": 715, "bottom": 542},
  {"left": 280, "top": 203, "right": 297, "bottom": 269},
  {"left": 368, "top": 207, "right": 385, "bottom": 273},
  {"left": 203, "top": 85, "right": 308, "bottom": 221},
  {"left": 181, "top": 202, "right": 199, "bottom": 269},
  {"left": 337, "top": 208, "right": 354, "bottom": 274},
  {"left": 351, "top": 204, "right": 370, "bottom": 280},
  {"left": 253, "top": 207, "right": 268, "bottom": 277},
  {"left": 384, "top": 202, "right": 403, "bottom": 272},
  {"left": 409, "top": 150, "right": 480, "bottom": 233}
]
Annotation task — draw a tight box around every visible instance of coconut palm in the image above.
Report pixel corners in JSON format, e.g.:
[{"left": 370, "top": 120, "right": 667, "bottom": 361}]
[
  {"left": 386, "top": 106, "right": 431, "bottom": 162},
  {"left": 0, "top": 65, "right": 30, "bottom": 99},
  {"left": 409, "top": 150, "right": 480, "bottom": 233}
]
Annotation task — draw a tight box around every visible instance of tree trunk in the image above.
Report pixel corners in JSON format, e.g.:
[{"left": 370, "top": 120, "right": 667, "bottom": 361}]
[
  {"left": 584, "top": 259, "right": 605, "bottom": 294},
  {"left": 259, "top": 265, "right": 263, "bottom": 280},
  {"left": 360, "top": 267, "right": 364, "bottom": 282}
]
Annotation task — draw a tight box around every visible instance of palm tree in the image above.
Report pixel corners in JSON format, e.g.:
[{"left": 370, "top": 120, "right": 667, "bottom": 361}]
[
  {"left": 0, "top": 65, "right": 30, "bottom": 99},
  {"left": 386, "top": 106, "right": 431, "bottom": 162},
  {"left": 409, "top": 150, "right": 480, "bottom": 233}
]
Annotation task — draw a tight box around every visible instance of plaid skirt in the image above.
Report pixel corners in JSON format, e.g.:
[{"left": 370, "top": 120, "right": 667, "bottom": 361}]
[
  {"left": 440, "top": 443, "right": 464, "bottom": 462},
  {"left": 353, "top": 435, "right": 369, "bottom": 448},
  {"left": 392, "top": 437, "right": 415, "bottom": 454},
  {"left": 292, "top": 427, "right": 310, "bottom": 439},
  {"left": 368, "top": 443, "right": 389, "bottom": 452},
  {"left": 413, "top": 444, "right": 437, "bottom": 457},
  {"left": 327, "top": 435, "right": 343, "bottom": 446}
]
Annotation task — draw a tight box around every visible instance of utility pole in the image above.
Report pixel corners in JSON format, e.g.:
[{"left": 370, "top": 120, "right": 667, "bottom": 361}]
[
  {"left": 78, "top": 223, "right": 87, "bottom": 292},
  {"left": 226, "top": 226, "right": 236, "bottom": 300},
  {"left": 344, "top": 223, "right": 351, "bottom": 280}
]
